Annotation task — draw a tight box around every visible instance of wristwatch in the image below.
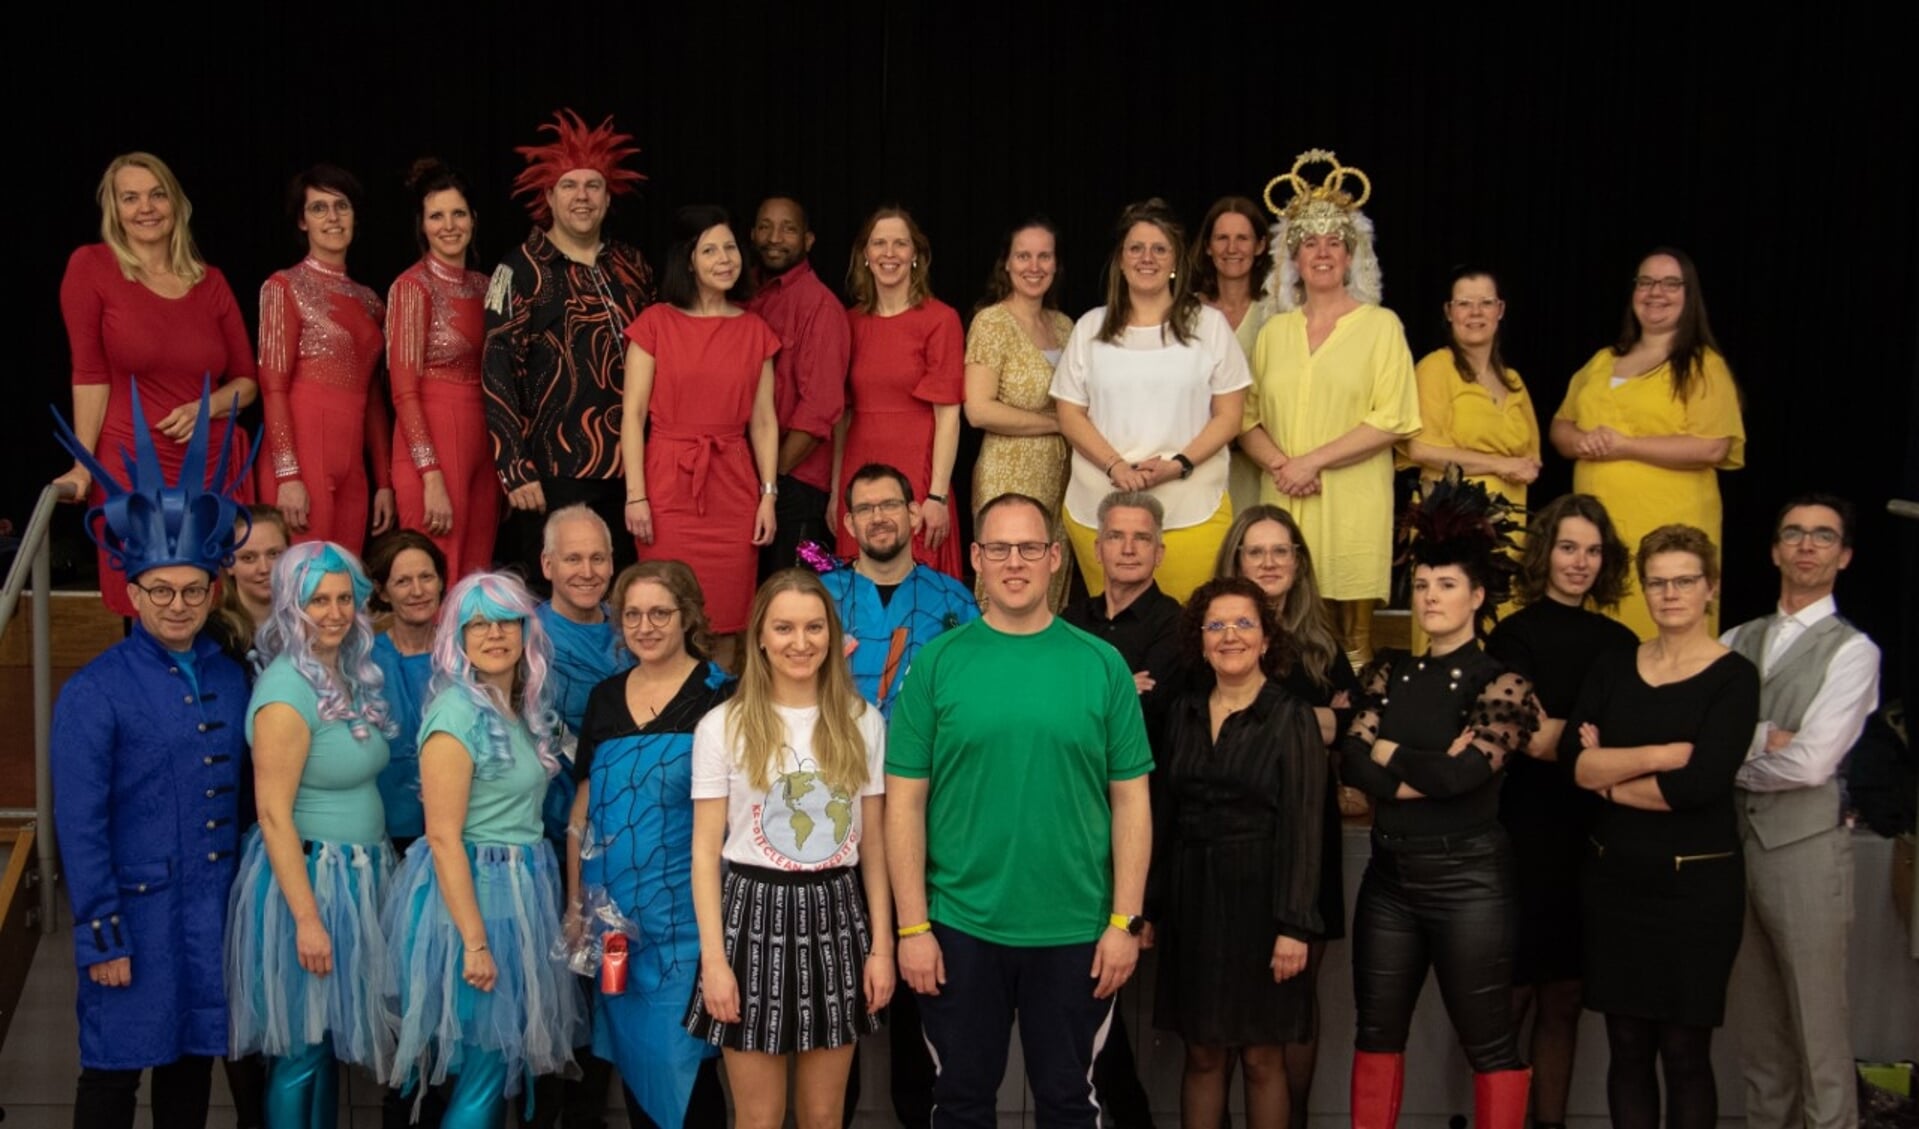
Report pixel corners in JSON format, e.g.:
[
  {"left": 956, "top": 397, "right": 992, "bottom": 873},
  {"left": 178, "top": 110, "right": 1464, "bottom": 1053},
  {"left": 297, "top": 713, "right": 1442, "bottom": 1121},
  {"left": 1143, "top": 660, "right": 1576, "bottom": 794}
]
[
  {"left": 1171, "top": 453, "right": 1195, "bottom": 480},
  {"left": 1108, "top": 913, "right": 1146, "bottom": 936}
]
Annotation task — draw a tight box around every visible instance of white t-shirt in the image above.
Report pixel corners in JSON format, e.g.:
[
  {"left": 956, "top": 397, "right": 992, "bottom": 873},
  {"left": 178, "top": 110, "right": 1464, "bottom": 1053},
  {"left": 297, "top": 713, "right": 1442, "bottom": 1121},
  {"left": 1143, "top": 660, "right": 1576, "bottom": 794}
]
[
  {"left": 1049, "top": 303, "right": 1252, "bottom": 528},
  {"left": 691, "top": 699, "right": 887, "bottom": 872}
]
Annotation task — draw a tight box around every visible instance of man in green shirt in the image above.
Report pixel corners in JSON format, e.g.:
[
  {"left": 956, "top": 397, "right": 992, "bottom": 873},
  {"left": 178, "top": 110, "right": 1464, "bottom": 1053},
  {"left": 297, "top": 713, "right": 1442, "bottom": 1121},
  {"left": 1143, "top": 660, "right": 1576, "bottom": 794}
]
[{"left": 886, "top": 492, "right": 1153, "bottom": 1127}]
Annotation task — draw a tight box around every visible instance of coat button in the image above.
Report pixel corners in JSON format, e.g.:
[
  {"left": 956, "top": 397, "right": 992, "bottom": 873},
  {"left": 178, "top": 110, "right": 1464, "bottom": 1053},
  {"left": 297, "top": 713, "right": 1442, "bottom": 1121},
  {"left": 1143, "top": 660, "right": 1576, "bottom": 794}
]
[
  {"left": 168, "top": 667, "right": 178, "bottom": 674},
  {"left": 183, "top": 695, "right": 194, "bottom": 704},
  {"left": 198, "top": 723, "right": 209, "bottom": 732},
  {"left": 207, "top": 852, "right": 219, "bottom": 862},
  {"left": 138, "top": 884, "right": 147, "bottom": 893},
  {"left": 206, "top": 819, "right": 217, "bottom": 830},
  {"left": 204, "top": 756, "right": 213, "bottom": 765},
  {"left": 207, "top": 789, "right": 216, "bottom": 798}
]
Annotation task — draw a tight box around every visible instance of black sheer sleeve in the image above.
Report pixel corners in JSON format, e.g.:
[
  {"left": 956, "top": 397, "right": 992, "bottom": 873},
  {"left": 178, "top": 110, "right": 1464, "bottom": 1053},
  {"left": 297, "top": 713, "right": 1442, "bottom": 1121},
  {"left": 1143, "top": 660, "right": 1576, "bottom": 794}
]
[
  {"left": 1388, "top": 670, "right": 1537, "bottom": 799},
  {"left": 1338, "top": 654, "right": 1403, "bottom": 799}
]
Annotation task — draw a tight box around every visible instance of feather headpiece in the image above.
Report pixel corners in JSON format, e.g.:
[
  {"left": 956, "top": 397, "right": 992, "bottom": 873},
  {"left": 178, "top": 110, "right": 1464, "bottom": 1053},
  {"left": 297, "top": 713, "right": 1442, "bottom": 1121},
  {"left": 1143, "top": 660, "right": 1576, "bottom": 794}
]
[
  {"left": 511, "top": 109, "right": 645, "bottom": 225},
  {"left": 1400, "top": 466, "right": 1522, "bottom": 626}
]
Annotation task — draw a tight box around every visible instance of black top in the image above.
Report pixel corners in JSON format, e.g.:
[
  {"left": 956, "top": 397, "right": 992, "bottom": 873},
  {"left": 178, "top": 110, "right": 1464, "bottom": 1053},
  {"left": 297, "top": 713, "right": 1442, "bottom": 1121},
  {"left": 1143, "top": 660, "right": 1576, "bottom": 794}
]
[
  {"left": 1487, "top": 600, "right": 1639, "bottom": 833},
  {"left": 1562, "top": 648, "right": 1759, "bottom": 859},
  {"left": 1153, "top": 680, "right": 1327, "bottom": 938},
  {"left": 1339, "top": 644, "right": 1536, "bottom": 836},
  {"left": 1062, "top": 582, "right": 1185, "bottom": 752},
  {"left": 573, "top": 662, "right": 737, "bottom": 782}
]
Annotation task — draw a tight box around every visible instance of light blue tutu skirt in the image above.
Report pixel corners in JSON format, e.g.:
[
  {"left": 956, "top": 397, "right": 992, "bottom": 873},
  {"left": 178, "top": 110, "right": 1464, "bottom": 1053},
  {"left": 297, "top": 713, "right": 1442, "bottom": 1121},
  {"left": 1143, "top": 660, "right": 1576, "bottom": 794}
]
[
  {"left": 224, "top": 827, "right": 397, "bottom": 1075},
  {"left": 381, "top": 838, "right": 582, "bottom": 1099}
]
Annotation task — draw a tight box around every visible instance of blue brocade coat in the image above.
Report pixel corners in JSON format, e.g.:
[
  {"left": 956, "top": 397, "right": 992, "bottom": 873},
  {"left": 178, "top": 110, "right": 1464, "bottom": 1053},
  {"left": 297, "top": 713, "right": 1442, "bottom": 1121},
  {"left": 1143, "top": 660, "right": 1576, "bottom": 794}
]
[{"left": 52, "top": 625, "right": 248, "bottom": 1069}]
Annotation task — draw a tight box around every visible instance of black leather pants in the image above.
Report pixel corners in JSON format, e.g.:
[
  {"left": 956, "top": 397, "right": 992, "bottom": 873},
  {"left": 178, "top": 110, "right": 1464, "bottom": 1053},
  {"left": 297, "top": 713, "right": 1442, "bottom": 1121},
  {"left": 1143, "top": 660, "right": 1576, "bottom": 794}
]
[{"left": 1351, "top": 825, "right": 1524, "bottom": 1073}]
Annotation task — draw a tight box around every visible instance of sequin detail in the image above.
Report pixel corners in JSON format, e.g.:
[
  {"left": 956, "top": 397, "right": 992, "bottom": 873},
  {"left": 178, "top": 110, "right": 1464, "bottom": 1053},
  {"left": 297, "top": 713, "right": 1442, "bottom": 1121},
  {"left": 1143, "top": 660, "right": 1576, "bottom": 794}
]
[
  {"left": 387, "top": 259, "right": 487, "bottom": 471},
  {"left": 257, "top": 259, "right": 385, "bottom": 480}
]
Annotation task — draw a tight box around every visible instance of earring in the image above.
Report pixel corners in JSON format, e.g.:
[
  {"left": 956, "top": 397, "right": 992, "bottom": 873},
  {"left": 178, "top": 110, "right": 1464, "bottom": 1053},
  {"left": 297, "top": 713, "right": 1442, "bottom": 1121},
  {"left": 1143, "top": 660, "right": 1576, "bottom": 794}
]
[
  {"left": 912, "top": 259, "right": 919, "bottom": 268},
  {"left": 1169, "top": 270, "right": 1177, "bottom": 280}
]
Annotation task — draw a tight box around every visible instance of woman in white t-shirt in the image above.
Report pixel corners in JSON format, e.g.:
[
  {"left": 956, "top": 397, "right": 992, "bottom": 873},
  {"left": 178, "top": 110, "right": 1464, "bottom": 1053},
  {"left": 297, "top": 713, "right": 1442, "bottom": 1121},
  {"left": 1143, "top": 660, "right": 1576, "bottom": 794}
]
[
  {"left": 686, "top": 568, "right": 894, "bottom": 1128},
  {"left": 1050, "top": 197, "right": 1252, "bottom": 602}
]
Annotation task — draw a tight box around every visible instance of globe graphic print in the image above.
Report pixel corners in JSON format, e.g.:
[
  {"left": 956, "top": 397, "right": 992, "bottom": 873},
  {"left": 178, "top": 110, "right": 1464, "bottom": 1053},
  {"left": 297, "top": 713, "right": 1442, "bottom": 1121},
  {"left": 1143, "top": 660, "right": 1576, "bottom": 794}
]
[{"left": 756, "top": 769, "right": 855, "bottom": 865}]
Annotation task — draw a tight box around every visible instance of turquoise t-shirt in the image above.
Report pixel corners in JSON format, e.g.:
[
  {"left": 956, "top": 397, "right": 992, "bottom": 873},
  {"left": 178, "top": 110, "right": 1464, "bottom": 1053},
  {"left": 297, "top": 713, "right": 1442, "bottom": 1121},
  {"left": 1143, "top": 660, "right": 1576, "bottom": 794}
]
[
  {"left": 246, "top": 655, "right": 391, "bottom": 844},
  {"left": 418, "top": 688, "right": 548, "bottom": 845},
  {"left": 886, "top": 616, "right": 1153, "bottom": 946}
]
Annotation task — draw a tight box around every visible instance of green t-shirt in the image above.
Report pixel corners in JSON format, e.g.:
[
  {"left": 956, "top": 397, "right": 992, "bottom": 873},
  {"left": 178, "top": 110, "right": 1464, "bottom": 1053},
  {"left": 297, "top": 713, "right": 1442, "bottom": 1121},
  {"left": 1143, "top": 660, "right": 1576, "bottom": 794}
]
[
  {"left": 886, "top": 616, "right": 1152, "bottom": 946},
  {"left": 247, "top": 656, "right": 390, "bottom": 844},
  {"left": 418, "top": 688, "right": 547, "bottom": 845}
]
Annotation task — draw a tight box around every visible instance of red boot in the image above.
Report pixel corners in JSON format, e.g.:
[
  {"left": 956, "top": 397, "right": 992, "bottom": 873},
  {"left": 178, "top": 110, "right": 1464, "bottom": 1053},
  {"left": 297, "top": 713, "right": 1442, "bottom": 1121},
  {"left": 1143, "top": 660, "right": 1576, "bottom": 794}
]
[
  {"left": 1474, "top": 1068, "right": 1531, "bottom": 1129},
  {"left": 1351, "top": 1051, "right": 1405, "bottom": 1129}
]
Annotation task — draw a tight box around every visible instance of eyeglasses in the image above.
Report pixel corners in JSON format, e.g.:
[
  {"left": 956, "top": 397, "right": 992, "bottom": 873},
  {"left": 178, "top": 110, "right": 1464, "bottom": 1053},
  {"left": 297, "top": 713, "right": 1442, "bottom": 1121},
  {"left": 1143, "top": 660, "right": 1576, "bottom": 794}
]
[
  {"left": 977, "top": 541, "right": 1051, "bottom": 561},
  {"left": 1202, "top": 617, "right": 1260, "bottom": 635},
  {"left": 134, "top": 581, "right": 211, "bottom": 607},
  {"left": 1448, "top": 298, "right": 1502, "bottom": 313},
  {"left": 1239, "top": 544, "right": 1296, "bottom": 563},
  {"left": 621, "top": 606, "right": 681, "bottom": 628},
  {"left": 1641, "top": 574, "right": 1706, "bottom": 594},
  {"left": 849, "top": 499, "right": 908, "bottom": 519},
  {"left": 1632, "top": 275, "right": 1684, "bottom": 294},
  {"left": 1778, "top": 525, "right": 1841, "bottom": 548},
  {"left": 1124, "top": 242, "right": 1172, "bottom": 260},
  {"left": 463, "top": 618, "right": 523, "bottom": 636},
  {"left": 304, "top": 199, "right": 353, "bottom": 218}
]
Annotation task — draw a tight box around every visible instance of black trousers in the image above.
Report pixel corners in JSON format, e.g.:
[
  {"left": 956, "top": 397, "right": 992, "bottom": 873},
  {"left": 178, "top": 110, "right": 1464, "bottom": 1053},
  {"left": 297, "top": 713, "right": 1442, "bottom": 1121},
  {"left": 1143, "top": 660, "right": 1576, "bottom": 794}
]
[
  {"left": 759, "top": 474, "right": 831, "bottom": 578},
  {"left": 1351, "top": 826, "right": 1523, "bottom": 1073},
  {"left": 73, "top": 1055, "right": 212, "bottom": 1129},
  {"left": 916, "top": 923, "right": 1115, "bottom": 1129},
  {"left": 497, "top": 476, "right": 635, "bottom": 592}
]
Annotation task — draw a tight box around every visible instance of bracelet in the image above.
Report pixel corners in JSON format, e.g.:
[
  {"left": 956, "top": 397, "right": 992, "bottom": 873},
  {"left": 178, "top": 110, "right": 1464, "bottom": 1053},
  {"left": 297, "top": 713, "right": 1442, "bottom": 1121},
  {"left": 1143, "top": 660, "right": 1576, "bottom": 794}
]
[
  {"left": 1102, "top": 454, "right": 1123, "bottom": 476},
  {"left": 464, "top": 941, "right": 488, "bottom": 953},
  {"left": 924, "top": 492, "right": 947, "bottom": 505},
  {"left": 897, "top": 921, "right": 932, "bottom": 938},
  {"left": 625, "top": 496, "right": 647, "bottom": 506},
  {"left": 760, "top": 481, "right": 779, "bottom": 497}
]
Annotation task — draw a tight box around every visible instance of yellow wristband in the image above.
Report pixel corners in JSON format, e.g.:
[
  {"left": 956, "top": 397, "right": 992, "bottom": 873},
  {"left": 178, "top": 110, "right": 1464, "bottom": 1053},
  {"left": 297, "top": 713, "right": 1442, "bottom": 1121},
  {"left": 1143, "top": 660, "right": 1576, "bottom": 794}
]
[
  {"left": 897, "top": 921, "right": 933, "bottom": 938},
  {"left": 1109, "top": 914, "right": 1134, "bottom": 931}
]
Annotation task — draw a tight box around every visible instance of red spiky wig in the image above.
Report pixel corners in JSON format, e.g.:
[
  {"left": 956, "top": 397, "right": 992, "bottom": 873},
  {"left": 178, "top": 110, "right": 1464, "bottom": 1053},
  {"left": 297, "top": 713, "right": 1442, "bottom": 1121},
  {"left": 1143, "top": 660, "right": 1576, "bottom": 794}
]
[{"left": 511, "top": 109, "right": 646, "bottom": 225}]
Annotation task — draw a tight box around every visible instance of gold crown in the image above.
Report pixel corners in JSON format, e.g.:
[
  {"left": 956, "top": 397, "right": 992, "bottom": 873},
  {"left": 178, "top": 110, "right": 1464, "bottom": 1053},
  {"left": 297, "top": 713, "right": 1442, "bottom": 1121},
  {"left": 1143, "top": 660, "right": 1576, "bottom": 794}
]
[{"left": 1263, "top": 149, "right": 1372, "bottom": 220}]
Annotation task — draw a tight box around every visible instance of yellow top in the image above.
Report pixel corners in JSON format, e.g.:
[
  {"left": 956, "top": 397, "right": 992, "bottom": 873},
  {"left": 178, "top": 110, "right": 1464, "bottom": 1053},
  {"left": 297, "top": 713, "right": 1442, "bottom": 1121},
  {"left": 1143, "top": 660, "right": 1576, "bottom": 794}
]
[
  {"left": 1401, "top": 349, "right": 1541, "bottom": 510},
  {"left": 1554, "top": 346, "right": 1745, "bottom": 638},
  {"left": 1246, "top": 303, "right": 1420, "bottom": 600}
]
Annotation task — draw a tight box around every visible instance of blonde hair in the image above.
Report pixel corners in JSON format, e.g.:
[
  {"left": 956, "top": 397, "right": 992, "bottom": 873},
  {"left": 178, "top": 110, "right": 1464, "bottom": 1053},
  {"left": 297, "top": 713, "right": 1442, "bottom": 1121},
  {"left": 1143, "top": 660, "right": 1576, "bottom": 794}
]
[
  {"left": 727, "top": 570, "right": 872, "bottom": 796},
  {"left": 96, "top": 152, "right": 207, "bottom": 287}
]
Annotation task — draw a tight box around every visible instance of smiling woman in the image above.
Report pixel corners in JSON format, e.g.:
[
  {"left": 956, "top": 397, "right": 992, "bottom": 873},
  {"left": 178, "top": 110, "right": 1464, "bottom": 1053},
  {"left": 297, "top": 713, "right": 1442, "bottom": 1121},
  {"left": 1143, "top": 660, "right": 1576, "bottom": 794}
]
[
  {"left": 386, "top": 158, "right": 495, "bottom": 582},
  {"left": 622, "top": 204, "right": 782, "bottom": 662}
]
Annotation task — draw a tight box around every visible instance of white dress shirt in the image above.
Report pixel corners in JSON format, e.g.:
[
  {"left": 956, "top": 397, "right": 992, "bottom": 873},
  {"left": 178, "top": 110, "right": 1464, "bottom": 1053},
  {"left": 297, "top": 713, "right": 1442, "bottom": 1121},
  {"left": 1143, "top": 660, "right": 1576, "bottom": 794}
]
[{"left": 1722, "top": 594, "right": 1881, "bottom": 792}]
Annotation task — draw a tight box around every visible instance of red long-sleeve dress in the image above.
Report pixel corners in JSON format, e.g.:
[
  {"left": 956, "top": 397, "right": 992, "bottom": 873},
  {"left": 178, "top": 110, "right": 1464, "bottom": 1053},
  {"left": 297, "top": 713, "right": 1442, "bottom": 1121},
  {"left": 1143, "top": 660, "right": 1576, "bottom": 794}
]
[{"left": 58, "top": 243, "right": 257, "bottom": 616}]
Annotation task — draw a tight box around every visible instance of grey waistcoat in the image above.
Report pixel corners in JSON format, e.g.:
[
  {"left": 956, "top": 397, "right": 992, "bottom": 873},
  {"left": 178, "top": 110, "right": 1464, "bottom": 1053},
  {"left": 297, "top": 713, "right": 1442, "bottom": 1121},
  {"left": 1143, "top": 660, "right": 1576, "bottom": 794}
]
[{"left": 1725, "top": 612, "right": 1860, "bottom": 850}]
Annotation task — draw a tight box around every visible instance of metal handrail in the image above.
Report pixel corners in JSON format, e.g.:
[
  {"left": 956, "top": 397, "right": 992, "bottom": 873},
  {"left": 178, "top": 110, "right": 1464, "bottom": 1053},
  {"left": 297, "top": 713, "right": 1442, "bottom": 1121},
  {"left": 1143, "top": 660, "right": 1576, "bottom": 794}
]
[{"left": 0, "top": 480, "right": 77, "bottom": 935}]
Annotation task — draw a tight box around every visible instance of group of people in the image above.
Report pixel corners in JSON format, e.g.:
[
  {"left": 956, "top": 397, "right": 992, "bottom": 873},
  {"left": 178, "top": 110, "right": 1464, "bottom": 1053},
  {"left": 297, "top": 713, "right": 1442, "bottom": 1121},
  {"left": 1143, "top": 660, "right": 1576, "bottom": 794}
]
[{"left": 50, "top": 118, "right": 1871, "bottom": 1129}]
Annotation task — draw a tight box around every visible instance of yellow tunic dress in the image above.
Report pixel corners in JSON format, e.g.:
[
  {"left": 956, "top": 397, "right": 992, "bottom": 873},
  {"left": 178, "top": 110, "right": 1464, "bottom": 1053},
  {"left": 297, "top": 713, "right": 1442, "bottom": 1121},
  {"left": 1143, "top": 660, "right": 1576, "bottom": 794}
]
[
  {"left": 1247, "top": 303, "right": 1420, "bottom": 601},
  {"left": 1401, "top": 349, "right": 1541, "bottom": 650},
  {"left": 1553, "top": 347, "right": 1745, "bottom": 639},
  {"left": 966, "top": 303, "right": 1075, "bottom": 610}
]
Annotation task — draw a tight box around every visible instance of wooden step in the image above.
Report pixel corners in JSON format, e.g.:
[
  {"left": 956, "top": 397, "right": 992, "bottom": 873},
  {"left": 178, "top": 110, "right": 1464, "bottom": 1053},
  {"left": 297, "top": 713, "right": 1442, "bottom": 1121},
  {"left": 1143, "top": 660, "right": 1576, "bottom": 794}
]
[{"left": 0, "top": 592, "right": 123, "bottom": 809}]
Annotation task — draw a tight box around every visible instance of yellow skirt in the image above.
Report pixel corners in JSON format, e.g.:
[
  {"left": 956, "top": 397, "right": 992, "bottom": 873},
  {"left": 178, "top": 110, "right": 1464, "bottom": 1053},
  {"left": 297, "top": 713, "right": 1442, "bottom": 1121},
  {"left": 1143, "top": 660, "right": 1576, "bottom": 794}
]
[{"left": 1064, "top": 495, "right": 1233, "bottom": 605}]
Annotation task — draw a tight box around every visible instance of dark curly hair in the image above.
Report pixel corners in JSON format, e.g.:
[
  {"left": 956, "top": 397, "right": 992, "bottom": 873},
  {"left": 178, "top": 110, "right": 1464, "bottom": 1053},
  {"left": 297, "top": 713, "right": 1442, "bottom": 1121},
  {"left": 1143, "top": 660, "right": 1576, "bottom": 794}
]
[
  {"left": 1512, "top": 493, "right": 1630, "bottom": 610},
  {"left": 1181, "top": 576, "right": 1294, "bottom": 680}
]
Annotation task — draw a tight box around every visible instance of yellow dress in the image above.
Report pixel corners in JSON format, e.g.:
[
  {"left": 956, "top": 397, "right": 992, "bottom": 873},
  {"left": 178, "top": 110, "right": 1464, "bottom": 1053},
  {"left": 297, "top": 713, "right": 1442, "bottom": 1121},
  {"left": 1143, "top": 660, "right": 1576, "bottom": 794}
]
[
  {"left": 1247, "top": 303, "right": 1420, "bottom": 601},
  {"left": 1401, "top": 349, "right": 1541, "bottom": 650},
  {"left": 966, "top": 303, "right": 1075, "bottom": 610},
  {"left": 1219, "top": 297, "right": 1278, "bottom": 518},
  {"left": 1554, "top": 347, "right": 1745, "bottom": 639}
]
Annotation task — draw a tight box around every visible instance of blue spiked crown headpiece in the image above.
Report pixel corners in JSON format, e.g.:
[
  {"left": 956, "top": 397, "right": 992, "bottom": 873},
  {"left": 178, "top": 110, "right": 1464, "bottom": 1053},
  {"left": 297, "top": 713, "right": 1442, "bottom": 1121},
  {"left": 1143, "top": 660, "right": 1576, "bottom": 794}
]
[{"left": 52, "top": 376, "right": 257, "bottom": 580}]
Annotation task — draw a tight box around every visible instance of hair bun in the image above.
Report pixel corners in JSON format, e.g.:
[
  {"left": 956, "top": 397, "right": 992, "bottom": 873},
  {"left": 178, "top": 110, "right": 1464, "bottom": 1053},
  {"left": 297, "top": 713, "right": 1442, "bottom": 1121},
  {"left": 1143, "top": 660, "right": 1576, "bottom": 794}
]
[{"left": 405, "top": 157, "right": 449, "bottom": 194}]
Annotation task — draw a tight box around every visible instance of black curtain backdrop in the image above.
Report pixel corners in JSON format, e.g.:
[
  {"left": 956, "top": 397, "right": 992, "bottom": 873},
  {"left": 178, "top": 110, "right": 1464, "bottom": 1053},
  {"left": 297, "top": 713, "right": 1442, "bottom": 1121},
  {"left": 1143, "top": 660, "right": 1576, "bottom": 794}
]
[{"left": 15, "top": 6, "right": 1916, "bottom": 688}]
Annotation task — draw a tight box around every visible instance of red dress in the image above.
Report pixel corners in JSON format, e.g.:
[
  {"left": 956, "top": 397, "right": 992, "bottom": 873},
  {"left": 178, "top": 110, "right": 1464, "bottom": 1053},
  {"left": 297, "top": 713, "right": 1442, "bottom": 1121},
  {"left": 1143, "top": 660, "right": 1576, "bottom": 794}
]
[
  {"left": 58, "top": 244, "right": 257, "bottom": 616},
  {"left": 835, "top": 299, "right": 965, "bottom": 578},
  {"left": 386, "top": 257, "right": 496, "bottom": 580},
  {"left": 255, "top": 258, "right": 391, "bottom": 554},
  {"left": 625, "top": 305, "right": 780, "bottom": 633}
]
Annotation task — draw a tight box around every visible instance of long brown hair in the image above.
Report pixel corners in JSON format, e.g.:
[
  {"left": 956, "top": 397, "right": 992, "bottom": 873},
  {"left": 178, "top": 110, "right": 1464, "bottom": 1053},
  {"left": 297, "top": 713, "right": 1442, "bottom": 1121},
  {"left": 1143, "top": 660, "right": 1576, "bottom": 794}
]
[
  {"left": 1443, "top": 265, "right": 1517, "bottom": 391},
  {"left": 1189, "top": 196, "right": 1272, "bottom": 304},
  {"left": 847, "top": 205, "right": 933, "bottom": 315},
  {"left": 974, "top": 216, "right": 1062, "bottom": 314},
  {"left": 726, "top": 570, "right": 872, "bottom": 795},
  {"left": 1213, "top": 505, "right": 1344, "bottom": 690},
  {"left": 1613, "top": 246, "right": 1726, "bottom": 403},
  {"left": 1096, "top": 198, "right": 1201, "bottom": 346},
  {"left": 213, "top": 504, "right": 291, "bottom": 652}
]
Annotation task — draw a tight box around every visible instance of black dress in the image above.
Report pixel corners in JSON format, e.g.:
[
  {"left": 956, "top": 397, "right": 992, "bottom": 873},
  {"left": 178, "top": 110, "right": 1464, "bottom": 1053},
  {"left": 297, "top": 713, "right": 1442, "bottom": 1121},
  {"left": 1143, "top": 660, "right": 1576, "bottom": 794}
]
[
  {"left": 1562, "top": 648, "right": 1759, "bottom": 1027},
  {"left": 1486, "top": 600, "right": 1638, "bottom": 984},
  {"left": 1152, "top": 680, "right": 1326, "bottom": 1045}
]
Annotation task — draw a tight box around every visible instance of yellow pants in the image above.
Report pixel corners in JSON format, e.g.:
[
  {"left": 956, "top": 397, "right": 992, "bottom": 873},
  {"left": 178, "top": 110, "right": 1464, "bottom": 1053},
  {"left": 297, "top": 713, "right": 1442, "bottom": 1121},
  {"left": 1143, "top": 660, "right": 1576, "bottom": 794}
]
[{"left": 1064, "top": 495, "right": 1233, "bottom": 605}]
